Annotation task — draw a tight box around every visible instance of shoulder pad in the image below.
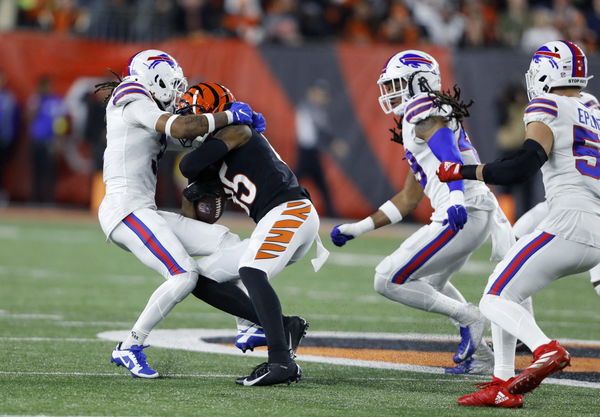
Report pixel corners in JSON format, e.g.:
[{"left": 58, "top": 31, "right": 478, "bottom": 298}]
[
  {"left": 524, "top": 95, "right": 558, "bottom": 125},
  {"left": 404, "top": 93, "right": 450, "bottom": 124},
  {"left": 111, "top": 81, "right": 154, "bottom": 107}
]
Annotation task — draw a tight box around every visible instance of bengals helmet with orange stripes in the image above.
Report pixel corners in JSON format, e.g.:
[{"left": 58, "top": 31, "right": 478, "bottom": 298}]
[{"left": 177, "top": 82, "right": 236, "bottom": 115}]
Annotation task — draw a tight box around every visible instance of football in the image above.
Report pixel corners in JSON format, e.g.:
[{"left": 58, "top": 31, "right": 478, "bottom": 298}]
[{"left": 193, "top": 192, "right": 226, "bottom": 224}]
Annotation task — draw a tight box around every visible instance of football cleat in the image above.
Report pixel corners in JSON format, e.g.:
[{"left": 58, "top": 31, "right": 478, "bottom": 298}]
[
  {"left": 506, "top": 340, "right": 571, "bottom": 395},
  {"left": 457, "top": 377, "right": 523, "bottom": 408},
  {"left": 236, "top": 361, "right": 302, "bottom": 387},
  {"left": 445, "top": 356, "right": 493, "bottom": 375},
  {"left": 454, "top": 312, "right": 486, "bottom": 363},
  {"left": 283, "top": 316, "right": 309, "bottom": 357},
  {"left": 111, "top": 343, "right": 159, "bottom": 379},
  {"left": 235, "top": 325, "right": 267, "bottom": 353}
]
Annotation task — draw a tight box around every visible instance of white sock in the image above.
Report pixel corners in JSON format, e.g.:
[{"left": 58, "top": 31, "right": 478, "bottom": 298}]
[
  {"left": 491, "top": 322, "right": 516, "bottom": 380},
  {"left": 480, "top": 294, "right": 551, "bottom": 353},
  {"left": 590, "top": 264, "right": 600, "bottom": 295},
  {"left": 122, "top": 272, "right": 197, "bottom": 349},
  {"left": 386, "top": 280, "right": 478, "bottom": 324}
]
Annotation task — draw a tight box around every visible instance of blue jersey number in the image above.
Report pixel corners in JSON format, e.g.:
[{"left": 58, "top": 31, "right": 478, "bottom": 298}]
[
  {"left": 573, "top": 125, "right": 600, "bottom": 179},
  {"left": 405, "top": 149, "right": 427, "bottom": 188}
]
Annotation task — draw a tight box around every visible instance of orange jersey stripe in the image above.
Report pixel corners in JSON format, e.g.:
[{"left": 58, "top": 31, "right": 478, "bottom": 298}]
[
  {"left": 265, "top": 228, "right": 295, "bottom": 244},
  {"left": 286, "top": 201, "right": 305, "bottom": 207},
  {"left": 281, "top": 204, "right": 310, "bottom": 220},
  {"left": 255, "top": 251, "right": 279, "bottom": 259},
  {"left": 258, "top": 242, "right": 286, "bottom": 252},
  {"left": 273, "top": 219, "right": 303, "bottom": 229}
]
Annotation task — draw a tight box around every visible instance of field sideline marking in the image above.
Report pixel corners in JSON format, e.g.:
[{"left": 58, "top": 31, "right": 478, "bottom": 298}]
[{"left": 94, "top": 329, "right": 600, "bottom": 389}]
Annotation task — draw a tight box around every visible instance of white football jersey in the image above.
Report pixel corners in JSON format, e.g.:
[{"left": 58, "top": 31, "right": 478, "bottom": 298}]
[
  {"left": 98, "top": 81, "right": 169, "bottom": 237},
  {"left": 402, "top": 93, "right": 491, "bottom": 221},
  {"left": 524, "top": 92, "right": 600, "bottom": 247}
]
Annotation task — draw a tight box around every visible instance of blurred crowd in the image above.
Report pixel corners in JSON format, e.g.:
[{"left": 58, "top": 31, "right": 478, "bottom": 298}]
[{"left": 0, "top": 0, "right": 599, "bottom": 51}]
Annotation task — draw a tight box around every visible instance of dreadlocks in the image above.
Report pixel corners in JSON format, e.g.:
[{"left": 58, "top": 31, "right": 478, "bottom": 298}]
[
  {"left": 427, "top": 85, "right": 473, "bottom": 124},
  {"left": 94, "top": 69, "right": 122, "bottom": 105}
]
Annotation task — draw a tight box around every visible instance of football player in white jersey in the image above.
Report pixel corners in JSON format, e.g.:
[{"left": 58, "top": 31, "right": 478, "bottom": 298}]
[
  {"left": 330, "top": 50, "right": 515, "bottom": 374},
  {"left": 438, "top": 41, "right": 600, "bottom": 407},
  {"left": 96, "top": 49, "right": 264, "bottom": 378},
  {"left": 512, "top": 92, "right": 600, "bottom": 296}
]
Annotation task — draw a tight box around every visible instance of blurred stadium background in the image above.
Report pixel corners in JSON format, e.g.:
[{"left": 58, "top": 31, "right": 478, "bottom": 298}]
[{"left": 2, "top": 0, "right": 600, "bottom": 223}]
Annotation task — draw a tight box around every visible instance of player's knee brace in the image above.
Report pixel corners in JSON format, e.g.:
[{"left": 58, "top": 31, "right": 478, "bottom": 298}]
[
  {"left": 169, "top": 271, "right": 198, "bottom": 303},
  {"left": 374, "top": 256, "right": 394, "bottom": 296}
]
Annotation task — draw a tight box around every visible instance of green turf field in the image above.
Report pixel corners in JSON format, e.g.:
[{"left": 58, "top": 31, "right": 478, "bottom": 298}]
[{"left": 1, "top": 216, "right": 599, "bottom": 416}]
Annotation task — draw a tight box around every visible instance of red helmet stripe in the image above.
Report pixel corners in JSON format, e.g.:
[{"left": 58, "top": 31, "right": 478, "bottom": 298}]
[{"left": 561, "top": 40, "right": 585, "bottom": 78}]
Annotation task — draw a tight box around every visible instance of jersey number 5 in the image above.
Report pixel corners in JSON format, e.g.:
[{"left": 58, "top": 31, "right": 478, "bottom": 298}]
[
  {"left": 573, "top": 125, "right": 600, "bottom": 179},
  {"left": 219, "top": 162, "right": 257, "bottom": 214}
]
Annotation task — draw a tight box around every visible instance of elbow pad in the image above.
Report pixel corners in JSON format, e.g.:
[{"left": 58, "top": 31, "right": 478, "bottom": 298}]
[{"left": 482, "top": 139, "right": 548, "bottom": 185}]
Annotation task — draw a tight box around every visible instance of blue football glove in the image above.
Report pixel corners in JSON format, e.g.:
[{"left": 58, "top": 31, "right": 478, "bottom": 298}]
[
  {"left": 228, "top": 101, "right": 254, "bottom": 125},
  {"left": 330, "top": 225, "right": 355, "bottom": 247},
  {"left": 443, "top": 205, "right": 468, "bottom": 232},
  {"left": 252, "top": 111, "right": 266, "bottom": 133}
]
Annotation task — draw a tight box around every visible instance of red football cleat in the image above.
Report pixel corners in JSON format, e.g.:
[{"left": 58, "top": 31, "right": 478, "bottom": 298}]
[
  {"left": 458, "top": 377, "right": 524, "bottom": 408},
  {"left": 506, "top": 340, "right": 571, "bottom": 395}
]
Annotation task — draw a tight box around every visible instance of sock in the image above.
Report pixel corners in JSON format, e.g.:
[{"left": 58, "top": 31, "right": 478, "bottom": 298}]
[
  {"left": 191, "top": 275, "right": 260, "bottom": 324},
  {"left": 491, "top": 322, "right": 516, "bottom": 381},
  {"left": 122, "top": 272, "right": 196, "bottom": 349},
  {"left": 239, "top": 267, "right": 289, "bottom": 364},
  {"left": 386, "top": 280, "right": 478, "bottom": 324},
  {"left": 440, "top": 282, "right": 468, "bottom": 329},
  {"left": 480, "top": 294, "right": 551, "bottom": 353}
]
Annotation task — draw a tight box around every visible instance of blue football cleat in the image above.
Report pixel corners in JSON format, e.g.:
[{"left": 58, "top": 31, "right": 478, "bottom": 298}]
[
  {"left": 235, "top": 325, "right": 267, "bottom": 353},
  {"left": 454, "top": 314, "right": 486, "bottom": 363},
  {"left": 111, "top": 343, "right": 159, "bottom": 378}
]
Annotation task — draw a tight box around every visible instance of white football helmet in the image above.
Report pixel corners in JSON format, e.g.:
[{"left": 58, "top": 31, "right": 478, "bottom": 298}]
[
  {"left": 123, "top": 49, "right": 187, "bottom": 111},
  {"left": 377, "top": 50, "right": 441, "bottom": 116},
  {"left": 525, "top": 41, "right": 593, "bottom": 101}
]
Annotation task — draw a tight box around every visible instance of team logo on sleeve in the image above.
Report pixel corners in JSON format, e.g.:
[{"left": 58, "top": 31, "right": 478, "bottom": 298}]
[{"left": 398, "top": 53, "right": 434, "bottom": 69}]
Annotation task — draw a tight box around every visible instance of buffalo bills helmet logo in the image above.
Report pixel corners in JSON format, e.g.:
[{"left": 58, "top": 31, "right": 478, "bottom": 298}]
[
  {"left": 147, "top": 54, "right": 176, "bottom": 69},
  {"left": 398, "top": 53, "right": 434, "bottom": 69},
  {"left": 532, "top": 46, "right": 559, "bottom": 69}
]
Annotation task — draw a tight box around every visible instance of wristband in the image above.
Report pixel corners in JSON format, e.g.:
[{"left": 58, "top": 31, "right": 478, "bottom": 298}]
[
  {"left": 459, "top": 164, "right": 477, "bottom": 180},
  {"left": 165, "top": 114, "right": 179, "bottom": 137},
  {"left": 352, "top": 217, "right": 375, "bottom": 236},
  {"left": 378, "top": 200, "right": 403, "bottom": 224},
  {"left": 224, "top": 110, "right": 233, "bottom": 124},
  {"left": 204, "top": 113, "right": 216, "bottom": 133},
  {"left": 449, "top": 190, "right": 465, "bottom": 206}
]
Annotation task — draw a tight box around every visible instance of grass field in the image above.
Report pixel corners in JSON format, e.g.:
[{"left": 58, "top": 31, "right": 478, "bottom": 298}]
[{"left": 1, "top": 211, "right": 599, "bottom": 417}]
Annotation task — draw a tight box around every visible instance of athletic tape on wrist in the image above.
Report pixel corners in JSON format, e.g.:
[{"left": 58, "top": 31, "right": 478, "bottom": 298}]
[
  {"left": 204, "top": 113, "right": 216, "bottom": 133},
  {"left": 224, "top": 110, "right": 233, "bottom": 124},
  {"left": 449, "top": 190, "right": 465, "bottom": 206},
  {"left": 378, "top": 200, "right": 403, "bottom": 224},
  {"left": 165, "top": 114, "right": 179, "bottom": 137}
]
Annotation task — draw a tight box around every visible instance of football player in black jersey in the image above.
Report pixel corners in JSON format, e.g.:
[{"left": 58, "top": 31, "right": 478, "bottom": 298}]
[{"left": 177, "top": 82, "right": 328, "bottom": 386}]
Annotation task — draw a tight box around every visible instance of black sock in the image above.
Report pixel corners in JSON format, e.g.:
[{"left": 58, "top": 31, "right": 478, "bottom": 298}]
[
  {"left": 239, "top": 267, "right": 290, "bottom": 364},
  {"left": 192, "top": 275, "right": 260, "bottom": 324}
]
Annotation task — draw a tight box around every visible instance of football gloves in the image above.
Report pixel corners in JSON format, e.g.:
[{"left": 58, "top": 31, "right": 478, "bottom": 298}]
[
  {"left": 437, "top": 161, "right": 464, "bottom": 182},
  {"left": 228, "top": 101, "right": 254, "bottom": 125},
  {"left": 443, "top": 204, "right": 468, "bottom": 232},
  {"left": 330, "top": 225, "right": 355, "bottom": 247},
  {"left": 252, "top": 111, "right": 266, "bottom": 133}
]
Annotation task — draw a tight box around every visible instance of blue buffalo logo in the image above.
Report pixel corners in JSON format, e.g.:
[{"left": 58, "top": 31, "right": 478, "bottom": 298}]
[
  {"left": 532, "top": 46, "right": 559, "bottom": 69},
  {"left": 147, "top": 54, "right": 176, "bottom": 69},
  {"left": 399, "top": 53, "right": 434, "bottom": 69}
]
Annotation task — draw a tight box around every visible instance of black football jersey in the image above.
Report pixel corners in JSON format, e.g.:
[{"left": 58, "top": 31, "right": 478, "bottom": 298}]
[{"left": 218, "top": 129, "right": 309, "bottom": 222}]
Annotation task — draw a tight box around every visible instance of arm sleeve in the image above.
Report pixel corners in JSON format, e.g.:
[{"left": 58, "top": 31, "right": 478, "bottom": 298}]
[
  {"left": 460, "top": 139, "right": 548, "bottom": 185},
  {"left": 427, "top": 127, "right": 464, "bottom": 192},
  {"left": 122, "top": 99, "right": 169, "bottom": 130},
  {"left": 179, "top": 137, "right": 229, "bottom": 180}
]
